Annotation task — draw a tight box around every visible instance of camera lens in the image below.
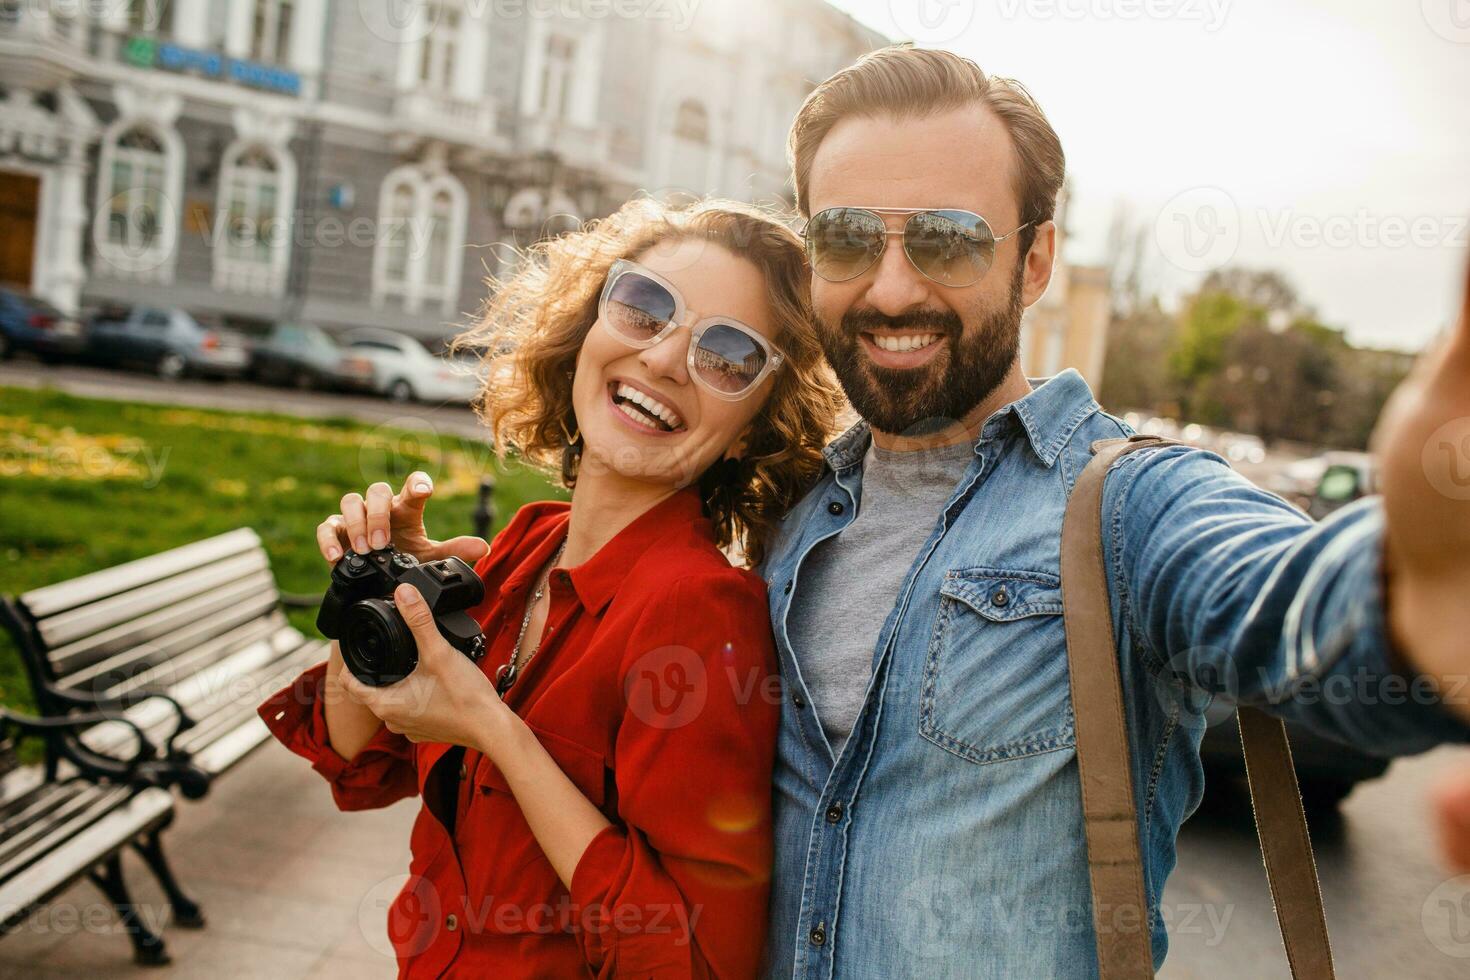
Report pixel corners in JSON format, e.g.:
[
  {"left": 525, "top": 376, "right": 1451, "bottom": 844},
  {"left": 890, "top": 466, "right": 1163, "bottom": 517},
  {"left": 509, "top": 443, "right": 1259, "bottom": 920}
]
[{"left": 340, "top": 598, "right": 417, "bottom": 686}]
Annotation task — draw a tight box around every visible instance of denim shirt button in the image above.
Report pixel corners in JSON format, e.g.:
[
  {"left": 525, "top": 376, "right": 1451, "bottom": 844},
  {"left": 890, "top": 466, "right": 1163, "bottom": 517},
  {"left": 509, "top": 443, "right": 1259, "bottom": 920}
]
[
  {"left": 809, "top": 922, "right": 826, "bottom": 947},
  {"left": 991, "top": 587, "right": 1009, "bottom": 607},
  {"left": 825, "top": 802, "right": 844, "bottom": 824},
  {"left": 784, "top": 580, "right": 793, "bottom": 595},
  {"left": 827, "top": 500, "right": 844, "bottom": 515},
  {"left": 792, "top": 692, "right": 806, "bottom": 709}
]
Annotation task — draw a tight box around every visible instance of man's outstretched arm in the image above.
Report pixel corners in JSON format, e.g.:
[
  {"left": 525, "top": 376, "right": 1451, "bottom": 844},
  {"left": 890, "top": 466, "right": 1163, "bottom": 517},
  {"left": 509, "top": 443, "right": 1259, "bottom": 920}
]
[
  {"left": 1105, "top": 248, "right": 1470, "bottom": 751},
  {"left": 1105, "top": 441, "right": 1470, "bottom": 754}
]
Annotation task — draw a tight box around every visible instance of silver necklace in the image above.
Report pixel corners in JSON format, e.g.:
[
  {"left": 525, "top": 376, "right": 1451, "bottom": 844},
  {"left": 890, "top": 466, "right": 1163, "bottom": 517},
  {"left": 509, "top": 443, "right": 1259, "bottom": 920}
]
[{"left": 497, "top": 539, "right": 566, "bottom": 695}]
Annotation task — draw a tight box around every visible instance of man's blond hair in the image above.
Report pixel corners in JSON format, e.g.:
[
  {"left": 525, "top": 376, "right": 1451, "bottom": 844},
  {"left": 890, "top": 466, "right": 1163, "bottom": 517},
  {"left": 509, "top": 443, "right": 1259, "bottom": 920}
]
[{"left": 788, "top": 45, "right": 1065, "bottom": 254}]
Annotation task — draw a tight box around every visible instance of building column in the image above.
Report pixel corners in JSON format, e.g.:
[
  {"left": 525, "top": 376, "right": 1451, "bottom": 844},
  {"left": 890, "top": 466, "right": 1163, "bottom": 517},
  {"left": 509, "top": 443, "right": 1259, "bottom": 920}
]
[
  {"left": 39, "top": 156, "right": 90, "bottom": 314},
  {"left": 171, "top": 0, "right": 211, "bottom": 47},
  {"left": 289, "top": 0, "right": 327, "bottom": 99},
  {"left": 224, "top": 0, "right": 254, "bottom": 59},
  {"left": 34, "top": 88, "right": 97, "bottom": 315}
]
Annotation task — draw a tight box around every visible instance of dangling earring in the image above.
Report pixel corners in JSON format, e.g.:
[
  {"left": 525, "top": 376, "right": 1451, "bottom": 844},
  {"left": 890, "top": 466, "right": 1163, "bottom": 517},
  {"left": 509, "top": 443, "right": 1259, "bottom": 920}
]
[
  {"left": 559, "top": 413, "right": 583, "bottom": 487},
  {"left": 700, "top": 455, "right": 744, "bottom": 514}
]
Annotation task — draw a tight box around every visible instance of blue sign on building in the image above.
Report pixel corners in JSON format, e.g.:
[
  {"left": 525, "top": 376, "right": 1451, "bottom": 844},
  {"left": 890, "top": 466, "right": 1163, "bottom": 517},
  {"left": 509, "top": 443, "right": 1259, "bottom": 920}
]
[{"left": 138, "top": 40, "right": 302, "bottom": 97}]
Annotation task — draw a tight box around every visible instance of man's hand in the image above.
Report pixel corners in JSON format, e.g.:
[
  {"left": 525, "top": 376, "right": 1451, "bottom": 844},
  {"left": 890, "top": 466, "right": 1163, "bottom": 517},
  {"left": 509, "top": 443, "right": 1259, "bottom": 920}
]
[
  {"left": 1435, "top": 773, "right": 1470, "bottom": 872},
  {"left": 1373, "top": 246, "right": 1470, "bottom": 723}
]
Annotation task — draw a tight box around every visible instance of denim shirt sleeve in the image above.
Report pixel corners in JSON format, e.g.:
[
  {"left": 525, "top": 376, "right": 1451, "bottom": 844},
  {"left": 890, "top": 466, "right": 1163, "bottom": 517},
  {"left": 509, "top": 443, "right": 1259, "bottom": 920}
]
[{"left": 1103, "top": 444, "right": 1470, "bottom": 756}]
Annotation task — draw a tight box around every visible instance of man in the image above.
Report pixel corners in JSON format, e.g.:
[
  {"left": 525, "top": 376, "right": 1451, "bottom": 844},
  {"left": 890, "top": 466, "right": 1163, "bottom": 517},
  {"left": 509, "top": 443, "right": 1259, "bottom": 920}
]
[{"left": 761, "top": 45, "right": 1470, "bottom": 977}]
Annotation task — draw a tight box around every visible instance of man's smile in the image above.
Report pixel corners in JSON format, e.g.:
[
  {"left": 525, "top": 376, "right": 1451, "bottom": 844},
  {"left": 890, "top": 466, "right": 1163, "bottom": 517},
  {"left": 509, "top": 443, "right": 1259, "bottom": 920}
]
[{"left": 858, "top": 330, "right": 947, "bottom": 370}]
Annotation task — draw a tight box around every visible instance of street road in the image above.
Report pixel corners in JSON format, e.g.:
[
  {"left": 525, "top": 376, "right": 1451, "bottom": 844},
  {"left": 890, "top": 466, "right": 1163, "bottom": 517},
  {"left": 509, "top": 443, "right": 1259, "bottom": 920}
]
[{"left": 0, "top": 360, "right": 488, "bottom": 442}]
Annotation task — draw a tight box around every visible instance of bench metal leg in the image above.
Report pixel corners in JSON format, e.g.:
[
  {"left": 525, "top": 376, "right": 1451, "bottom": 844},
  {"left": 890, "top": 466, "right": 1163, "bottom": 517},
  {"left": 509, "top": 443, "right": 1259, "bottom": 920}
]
[
  {"left": 86, "top": 853, "right": 170, "bottom": 967},
  {"left": 131, "top": 826, "right": 206, "bottom": 928}
]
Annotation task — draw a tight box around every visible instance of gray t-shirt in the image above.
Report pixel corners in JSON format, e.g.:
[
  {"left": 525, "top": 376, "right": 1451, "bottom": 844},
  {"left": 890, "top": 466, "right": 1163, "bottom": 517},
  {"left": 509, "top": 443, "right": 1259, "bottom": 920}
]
[{"left": 786, "top": 439, "right": 975, "bottom": 754}]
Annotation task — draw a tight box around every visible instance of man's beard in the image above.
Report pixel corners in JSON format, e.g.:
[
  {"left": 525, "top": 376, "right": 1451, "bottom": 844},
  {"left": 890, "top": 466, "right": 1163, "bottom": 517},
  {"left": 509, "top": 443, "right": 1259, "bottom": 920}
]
[{"left": 816, "top": 259, "right": 1025, "bottom": 437}]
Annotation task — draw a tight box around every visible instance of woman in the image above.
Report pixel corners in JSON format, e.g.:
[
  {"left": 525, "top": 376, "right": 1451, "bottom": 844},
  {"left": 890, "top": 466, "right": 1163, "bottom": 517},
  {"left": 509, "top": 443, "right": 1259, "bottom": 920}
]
[{"left": 257, "top": 198, "right": 841, "bottom": 978}]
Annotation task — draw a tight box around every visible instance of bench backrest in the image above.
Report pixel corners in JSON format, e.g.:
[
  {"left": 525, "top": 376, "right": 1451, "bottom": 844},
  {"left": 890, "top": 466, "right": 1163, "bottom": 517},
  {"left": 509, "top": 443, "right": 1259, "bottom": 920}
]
[{"left": 3, "top": 529, "right": 289, "bottom": 705}]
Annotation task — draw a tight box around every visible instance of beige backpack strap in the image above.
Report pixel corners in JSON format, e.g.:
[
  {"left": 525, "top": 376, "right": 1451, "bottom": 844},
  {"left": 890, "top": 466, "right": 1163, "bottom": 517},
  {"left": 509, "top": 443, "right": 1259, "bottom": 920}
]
[
  {"left": 1237, "top": 707, "right": 1336, "bottom": 978},
  {"left": 1062, "top": 435, "right": 1162, "bottom": 977},
  {"left": 1061, "top": 434, "right": 1335, "bottom": 979}
]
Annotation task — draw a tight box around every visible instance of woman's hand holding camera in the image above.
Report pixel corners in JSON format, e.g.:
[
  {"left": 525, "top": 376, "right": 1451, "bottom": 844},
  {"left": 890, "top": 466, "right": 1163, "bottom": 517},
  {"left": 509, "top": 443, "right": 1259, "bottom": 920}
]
[
  {"left": 315, "top": 470, "right": 489, "bottom": 566},
  {"left": 314, "top": 470, "right": 491, "bottom": 757},
  {"left": 334, "top": 581, "right": 508, "bottom": 750}
]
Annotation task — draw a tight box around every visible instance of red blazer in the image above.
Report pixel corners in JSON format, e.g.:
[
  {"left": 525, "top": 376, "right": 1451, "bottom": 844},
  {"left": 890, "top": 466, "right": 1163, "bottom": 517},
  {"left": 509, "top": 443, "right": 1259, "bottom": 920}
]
[{"left": 258, "top": 488, "right": 780, "bottom": 978}]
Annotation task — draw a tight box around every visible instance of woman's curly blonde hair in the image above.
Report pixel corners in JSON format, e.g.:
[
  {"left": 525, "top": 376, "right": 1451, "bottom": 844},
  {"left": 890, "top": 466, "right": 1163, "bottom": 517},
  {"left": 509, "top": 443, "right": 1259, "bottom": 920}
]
[{"left": 450, "top": 196, "right": 843, "bottom": 568}]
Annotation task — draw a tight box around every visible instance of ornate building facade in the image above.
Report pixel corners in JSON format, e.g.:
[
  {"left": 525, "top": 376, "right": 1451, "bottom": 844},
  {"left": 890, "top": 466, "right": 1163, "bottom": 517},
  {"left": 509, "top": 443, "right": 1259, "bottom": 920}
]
[{"left": 0, "top": 0, "right": 887, "bottom": 341}]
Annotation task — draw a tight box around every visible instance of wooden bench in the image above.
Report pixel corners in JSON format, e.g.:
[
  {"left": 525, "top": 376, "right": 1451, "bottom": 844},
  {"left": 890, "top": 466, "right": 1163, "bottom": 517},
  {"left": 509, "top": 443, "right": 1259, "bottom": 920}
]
[
  {"left": 0, "top": 527, "right": 333, "bottom": 958},
  {"left": 1, "top": 527, "right": 330, "bottom": 786},
  {"left": 0, "top": 706, "right": 182, "bottom": 965}
]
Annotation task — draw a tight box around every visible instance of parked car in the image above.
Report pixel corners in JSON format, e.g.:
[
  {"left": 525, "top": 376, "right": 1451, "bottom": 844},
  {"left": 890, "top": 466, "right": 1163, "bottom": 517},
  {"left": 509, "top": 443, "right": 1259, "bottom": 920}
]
[
  {"left": 0, "top": 287, "right": 86, "bottom": 362},
  {"left": 250, "top": 322, "right": 376, "bottom": 393},
  {"left": 85, "top": 306, "right": 251, "bottom": 379},
  {"left": 1199, "top": 448, "right": 1389, "bottom": 811},
  {"left": 1307, "top": 451, "right": 1376, "bottom": 520},
  {"left": 1200, "top": 709, "right": 1389, "bottom": 812},
  {"left": 342, "top": 328, "right": 481, "bottom": 404}
]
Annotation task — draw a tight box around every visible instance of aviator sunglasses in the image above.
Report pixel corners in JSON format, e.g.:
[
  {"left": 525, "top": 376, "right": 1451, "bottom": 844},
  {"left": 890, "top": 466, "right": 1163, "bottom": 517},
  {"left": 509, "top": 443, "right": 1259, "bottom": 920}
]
[
  {"left": 802, "top": 206, "right": 1032, "bottom": 288},
  {"left": 597, "top": 259, "right": 786, "bottom": 401}
]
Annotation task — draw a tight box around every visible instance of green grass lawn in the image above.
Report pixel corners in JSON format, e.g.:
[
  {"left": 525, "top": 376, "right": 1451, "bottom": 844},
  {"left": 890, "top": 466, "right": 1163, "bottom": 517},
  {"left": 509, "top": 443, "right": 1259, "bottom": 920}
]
[{"left": 0, "top": 384, "right": 563, "bottom": 738}]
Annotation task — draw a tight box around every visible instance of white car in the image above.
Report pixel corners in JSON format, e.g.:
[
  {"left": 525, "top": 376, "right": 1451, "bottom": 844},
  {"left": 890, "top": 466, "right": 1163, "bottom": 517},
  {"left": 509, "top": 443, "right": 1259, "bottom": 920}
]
[{"left": 342, "top": 329, "right": 483, "bottom": 404}]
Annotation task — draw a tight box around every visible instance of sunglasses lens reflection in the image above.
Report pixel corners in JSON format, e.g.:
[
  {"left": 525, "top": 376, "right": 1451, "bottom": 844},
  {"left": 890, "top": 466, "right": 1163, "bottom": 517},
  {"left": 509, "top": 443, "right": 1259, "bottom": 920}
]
[
  {"left": 605, "top": 272, "right": 677, "bottom": 341},
  {"left": 694, "top": 323, "right": 768, "bottom": 395},
  {"left": 904, "top": 210, "right": 995, "bottom": 287},
  {"left": 806, "top": 208, "right": 887, "bottom": 282}
]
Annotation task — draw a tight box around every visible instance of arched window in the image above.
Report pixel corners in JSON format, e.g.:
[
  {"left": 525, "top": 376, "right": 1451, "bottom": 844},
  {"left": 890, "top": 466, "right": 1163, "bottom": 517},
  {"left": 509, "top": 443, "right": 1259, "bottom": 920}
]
[
  {"left": 380, "top": 176, "right": 418, "bottom": 292},
  {"left": 214, "top": 141, "right": 295, "bottom": 295},
  {"left": 373, "top": 165, "right": 467, "bottom": 315},
  {"left": 93, "top": 121, "right": 182, "bottom": 281}
]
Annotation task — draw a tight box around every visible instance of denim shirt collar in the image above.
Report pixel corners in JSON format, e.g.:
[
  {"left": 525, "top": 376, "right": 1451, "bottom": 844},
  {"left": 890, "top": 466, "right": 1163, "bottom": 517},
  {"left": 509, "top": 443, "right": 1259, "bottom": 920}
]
[{"left": 820, "top": 368, "right": 1101, "bottom": 473}]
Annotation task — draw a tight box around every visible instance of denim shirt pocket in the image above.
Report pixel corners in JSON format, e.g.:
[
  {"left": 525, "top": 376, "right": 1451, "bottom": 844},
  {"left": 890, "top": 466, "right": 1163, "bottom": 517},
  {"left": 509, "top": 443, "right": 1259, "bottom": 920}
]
[{"left": 919, "top": 567, "right": 1076, "bottom": 764}]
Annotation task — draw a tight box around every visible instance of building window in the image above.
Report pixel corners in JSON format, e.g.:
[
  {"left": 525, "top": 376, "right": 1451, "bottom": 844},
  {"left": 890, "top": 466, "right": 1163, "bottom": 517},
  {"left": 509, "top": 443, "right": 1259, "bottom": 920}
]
[
  {"left": 538, "top": 34, "right": 576, "bottom": 121},
  {"left": 673, "top": 100, "right": 708, "bottom": 143},
  {"left": 667, "top": 98, "right": 712, "bottom": 193},
  {"left": 373, "top": 166, "right": 467, "bottom": 315},
  {"left": 214, "top": 142, "right": 295, "bottom": 296},
  {"left": 251, "top": 0, "right": 293, "bottom": 63},
  {"left": 93, "top": 122, "right": 182, "bottom": 281},
  {"left": 126, "top": 0, "right": 173, "bottom": 35},
  {"left": 381, "top": 181, "right": 416, "bottom": 288},
  {"left": 417, "top": 2, "right": 460, "bottom": 90}
]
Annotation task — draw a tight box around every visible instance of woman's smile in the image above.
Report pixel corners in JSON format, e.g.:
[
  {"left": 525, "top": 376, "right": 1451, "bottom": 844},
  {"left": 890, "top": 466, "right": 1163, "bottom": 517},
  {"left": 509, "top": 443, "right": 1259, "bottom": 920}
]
[{"left": 605, "top": 378, "right": 688, "bottom": 436}]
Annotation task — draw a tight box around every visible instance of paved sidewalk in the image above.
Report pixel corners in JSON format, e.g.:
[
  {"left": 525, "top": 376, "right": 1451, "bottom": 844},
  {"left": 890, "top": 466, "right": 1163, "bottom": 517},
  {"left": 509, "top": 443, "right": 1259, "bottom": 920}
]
[{"left": 0, "top": 741, "right": 417, "bottom": 979}]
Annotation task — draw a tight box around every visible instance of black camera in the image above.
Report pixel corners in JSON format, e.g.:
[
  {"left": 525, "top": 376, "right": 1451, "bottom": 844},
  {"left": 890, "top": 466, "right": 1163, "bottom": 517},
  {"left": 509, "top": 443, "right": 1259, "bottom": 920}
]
[{"left": 317, "top": 546, "right": 487, "bottom": 686}]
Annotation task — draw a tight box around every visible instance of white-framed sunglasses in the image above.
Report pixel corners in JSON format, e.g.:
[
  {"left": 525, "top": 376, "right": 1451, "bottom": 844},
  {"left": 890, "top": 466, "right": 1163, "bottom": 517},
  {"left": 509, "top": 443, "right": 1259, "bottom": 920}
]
[{"left": 597, "top": 258, "right": 786, "bottom": 401}]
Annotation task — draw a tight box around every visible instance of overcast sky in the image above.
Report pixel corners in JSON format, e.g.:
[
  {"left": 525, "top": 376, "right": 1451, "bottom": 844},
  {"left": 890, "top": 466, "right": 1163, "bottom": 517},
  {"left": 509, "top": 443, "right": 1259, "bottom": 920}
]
[{"left": 820, "top": 0, "right": 1470, "bottom": 352}]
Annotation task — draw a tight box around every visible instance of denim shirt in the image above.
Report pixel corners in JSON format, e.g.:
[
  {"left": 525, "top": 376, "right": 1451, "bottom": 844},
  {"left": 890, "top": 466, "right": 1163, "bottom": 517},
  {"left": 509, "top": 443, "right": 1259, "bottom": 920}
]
[{"left": 759, "top": 369, "right": 1470, "bottom": 979}]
